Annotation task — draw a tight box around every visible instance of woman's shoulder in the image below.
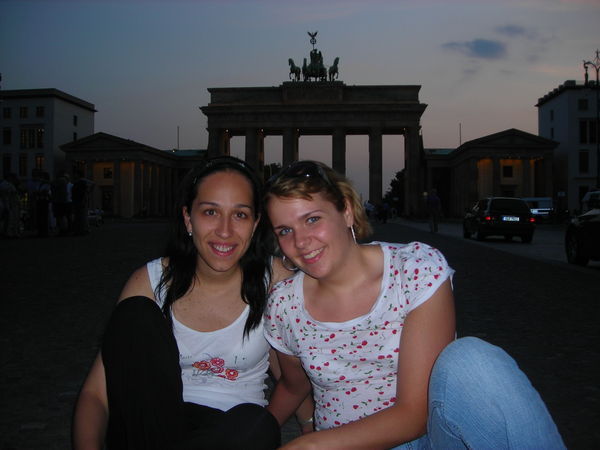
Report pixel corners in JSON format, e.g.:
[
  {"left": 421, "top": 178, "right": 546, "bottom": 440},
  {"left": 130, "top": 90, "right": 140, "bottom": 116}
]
[{"left": 117, "top": 258, "right": 161, "bottom": 302}]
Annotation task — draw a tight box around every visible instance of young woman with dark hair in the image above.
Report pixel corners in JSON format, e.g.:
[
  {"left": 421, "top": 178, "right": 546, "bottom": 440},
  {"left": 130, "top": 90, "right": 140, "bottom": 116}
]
[{"left": 73, "top": 156, "right": 309, "bottom": 450}]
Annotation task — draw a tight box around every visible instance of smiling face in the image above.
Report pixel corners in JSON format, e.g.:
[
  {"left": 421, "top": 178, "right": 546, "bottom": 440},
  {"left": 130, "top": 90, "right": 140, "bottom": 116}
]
[
  {"left": 267, "top": 192, "right": 353, "bottom": 280},
  {"left": 183, "top": 170, "right": 258, "bottom": 276}
]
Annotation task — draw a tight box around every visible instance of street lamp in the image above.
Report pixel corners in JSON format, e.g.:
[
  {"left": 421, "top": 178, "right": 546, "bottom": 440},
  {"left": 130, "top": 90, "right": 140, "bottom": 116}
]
[{"left": 583, "top": 49, "right": 600, "bottom": 189}]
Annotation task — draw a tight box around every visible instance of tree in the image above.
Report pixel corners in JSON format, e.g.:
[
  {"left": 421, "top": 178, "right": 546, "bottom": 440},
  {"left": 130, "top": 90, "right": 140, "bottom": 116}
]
[{"left": 383, "top": 169, "right": 405, "bottom": 216}]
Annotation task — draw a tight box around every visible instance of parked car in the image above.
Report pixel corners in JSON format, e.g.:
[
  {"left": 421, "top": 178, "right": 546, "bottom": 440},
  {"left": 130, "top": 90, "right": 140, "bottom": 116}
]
[
  {"left": 522, "top": 197, "right": 553, "bottom": 222},
  {"left": 463, "top": 197, "right": 536, "bottom": 243},
  {"left": 565, "top": 206, "right": 600, "bottom": 266},
  {"left": 581, "top": 190, "right": 600, "bottom": 214}
]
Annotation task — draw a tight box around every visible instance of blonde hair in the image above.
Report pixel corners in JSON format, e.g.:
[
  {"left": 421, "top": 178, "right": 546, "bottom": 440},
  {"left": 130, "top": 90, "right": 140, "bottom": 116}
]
[{"left": 265, "top": 160, "right": 372, "bottom": 240}]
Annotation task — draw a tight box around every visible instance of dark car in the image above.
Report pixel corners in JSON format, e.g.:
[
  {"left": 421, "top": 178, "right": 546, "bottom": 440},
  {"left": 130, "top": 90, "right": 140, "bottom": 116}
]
[
  {"left": 565, "top": 205, "right": 600, "bottom": 266},
  {"left": 463, "top": 197, "right": 536, "bottom": 243}
]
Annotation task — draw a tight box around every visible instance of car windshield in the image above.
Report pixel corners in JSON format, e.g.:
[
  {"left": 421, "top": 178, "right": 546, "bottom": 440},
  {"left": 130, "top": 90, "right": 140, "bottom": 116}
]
[
  {"left": 525, "top": 199, "right": 552, "bottom": 208},
  {"left": 490, "top": 199, "right": 530, "bottom": 213}
]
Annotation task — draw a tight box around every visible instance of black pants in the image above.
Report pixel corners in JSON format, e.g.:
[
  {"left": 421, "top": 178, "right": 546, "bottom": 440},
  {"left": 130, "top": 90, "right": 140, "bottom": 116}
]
[{"left": 102, "top": 296, "right": 281, "bottom": 450}]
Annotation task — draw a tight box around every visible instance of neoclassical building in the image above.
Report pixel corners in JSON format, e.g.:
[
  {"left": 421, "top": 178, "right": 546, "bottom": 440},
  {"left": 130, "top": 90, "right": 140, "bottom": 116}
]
[
  {"left": 424, "top": 128, "right": 557, "bottom": 217},
  {"left": 61, "top": 132, "right": 206, "bottom": 218},
  {"left": 201, "top": 81, "right": 427, "bottom": 215}
]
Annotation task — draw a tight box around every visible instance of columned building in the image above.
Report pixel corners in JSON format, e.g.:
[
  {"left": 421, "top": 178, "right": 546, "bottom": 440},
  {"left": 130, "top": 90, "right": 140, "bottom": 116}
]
[
  {"left": 200, "top": 82, "right": 427, "bottom": 215},
  {"left": 424, "top": 129, "right": 557, "bottom": 217},
  {"left": 61, "top": 132, "right": 206, "bottom": 218}
]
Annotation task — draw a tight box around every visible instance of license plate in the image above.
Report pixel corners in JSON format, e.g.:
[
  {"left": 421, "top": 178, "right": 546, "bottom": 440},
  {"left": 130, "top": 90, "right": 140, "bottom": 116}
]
[{"left": 502, "top": 216, "right": 519, "bottom": 222}]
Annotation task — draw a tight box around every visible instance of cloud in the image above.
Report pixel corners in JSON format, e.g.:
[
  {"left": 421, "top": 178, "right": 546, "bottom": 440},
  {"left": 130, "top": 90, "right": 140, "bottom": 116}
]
[
  {"left": 442, "top": 39, "right": 507, "bottom": 60},
  {"left": 495, "top": 24, "right": 536, "bottom": 40}
]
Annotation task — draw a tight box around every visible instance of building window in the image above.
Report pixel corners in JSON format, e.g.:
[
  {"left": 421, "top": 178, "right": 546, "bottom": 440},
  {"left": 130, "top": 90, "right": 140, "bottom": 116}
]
[
  {"left": 103, "top": 167, "right": 113, "bottom": 179},
  {"left": 20, "top": 126, "right": 45, "bottom": 149},
  {"left": 550, "top": 127, "right": 554, "bottom": 139},
  {"left": 73, "top": 132, "right": 78, "bottom": 141},
  {"left": 578, "top": 98, "right": 589, "bottom": 111},
  {"left": 579, "top": 150, "right": 589, "bottom": 174},
  {"left": 579, "top": 119, "right": 597, "bottom": 144},
  {"left": 36, "top": 128, "right": 44, "bottom": 148},
  {"left": 502, "top": 165, "right": 513, "bottom": 178},
  {"left": 3, "top": 127, "right": 11, "bottom": 145},
  {"left": 19, "top": 107, "right": 28, "bottom": 119},
  {"left": 3, "top": 107, "right": 11, "bottom": 119},
  {"left": 550, "top": 109, "right": 554, "bottom": 121},
  {"left": 73, "top": 115, "right": 78, "bottom": 126},
  {"left": 19, "top": 154, "right": 28, "bottom": 177},
  {"left": 35, "top": 154, "right": 45, "bottom": 170},
  {"left": 2, "top": 154, "right": 11, "bottom": 177},
  {"left": 35, "top": 106, "right": 45, "bottom": 118}
]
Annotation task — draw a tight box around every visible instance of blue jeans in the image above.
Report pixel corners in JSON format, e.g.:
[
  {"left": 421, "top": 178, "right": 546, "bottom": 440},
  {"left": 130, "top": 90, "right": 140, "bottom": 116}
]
[{"left": 395, "top": 337, "right": 565, "bottom": 450}]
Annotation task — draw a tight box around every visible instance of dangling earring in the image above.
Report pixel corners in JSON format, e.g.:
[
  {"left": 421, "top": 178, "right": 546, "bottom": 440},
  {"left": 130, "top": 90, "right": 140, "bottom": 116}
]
[
  {"left": 188, "top": 230, "right": 192, "bottom": 237},
  {"left": 282, "top": 255, "right": 298, "bottom": 271},
  {"left": 350, "top": 225, "right": 357, "bottom": 244}
]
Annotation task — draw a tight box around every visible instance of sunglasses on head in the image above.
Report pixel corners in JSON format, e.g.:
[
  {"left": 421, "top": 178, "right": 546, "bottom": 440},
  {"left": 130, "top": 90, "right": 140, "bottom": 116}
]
[{"left": 267, "top": 161, "right": 334, "bottom": 189}]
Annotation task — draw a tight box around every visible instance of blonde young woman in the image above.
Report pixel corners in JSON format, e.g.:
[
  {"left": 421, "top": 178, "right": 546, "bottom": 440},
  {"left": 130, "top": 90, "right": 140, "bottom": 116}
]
[{"left": 263, "top": 160, "right": 564, "bottom": 449}]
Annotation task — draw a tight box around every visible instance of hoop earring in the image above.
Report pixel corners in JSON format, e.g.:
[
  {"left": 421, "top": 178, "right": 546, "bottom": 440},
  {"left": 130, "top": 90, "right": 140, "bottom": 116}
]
[
  {"left": 350, "top": 225, "right": 357, "bottom": 244},
  {"left": 282, "top": 255, "right": 298, "bottom": 272}
]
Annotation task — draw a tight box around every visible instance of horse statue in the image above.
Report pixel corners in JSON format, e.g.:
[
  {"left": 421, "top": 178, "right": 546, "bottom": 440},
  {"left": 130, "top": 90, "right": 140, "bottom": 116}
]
[
  {"left": 302, "top": 58, "right": 308, "bottom": 81},
  {"left": 328, "top": 57, "right": 339, "bottom": 82},
  {"left": 288, "top": 58, "right": 301, "bottom": 81}
]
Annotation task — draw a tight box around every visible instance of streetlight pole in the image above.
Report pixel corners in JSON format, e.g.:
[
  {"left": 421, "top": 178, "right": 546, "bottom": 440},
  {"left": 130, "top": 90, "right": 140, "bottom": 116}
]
[{"left": 583, "top": 50, "right": 600, "bottom": 189}]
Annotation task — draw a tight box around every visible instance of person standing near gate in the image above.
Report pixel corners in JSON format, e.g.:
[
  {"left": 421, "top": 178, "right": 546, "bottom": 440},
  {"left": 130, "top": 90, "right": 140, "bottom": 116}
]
[{"left": 426, "top": 188, "right": 442, "bottom": 233}]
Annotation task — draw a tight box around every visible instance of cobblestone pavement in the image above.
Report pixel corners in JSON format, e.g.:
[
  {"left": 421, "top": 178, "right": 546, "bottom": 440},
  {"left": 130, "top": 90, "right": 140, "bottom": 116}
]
[{"left": 1, "top": 219, "right": 598, "bottom": 449}]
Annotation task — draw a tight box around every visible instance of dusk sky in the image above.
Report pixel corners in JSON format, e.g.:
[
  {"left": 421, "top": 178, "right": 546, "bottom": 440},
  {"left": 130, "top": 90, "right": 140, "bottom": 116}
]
[{"left": 1, "top": 0, "right": 598, "bottom": 197}]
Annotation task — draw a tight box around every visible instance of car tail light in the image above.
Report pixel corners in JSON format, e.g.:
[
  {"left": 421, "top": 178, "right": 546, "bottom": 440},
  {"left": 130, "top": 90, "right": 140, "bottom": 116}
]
[
  {"left": 485, "top": 215, "right": 493, "bottom": 221},
  {"left": 529, "top": 217, "right": 535, "bottom": 223}
]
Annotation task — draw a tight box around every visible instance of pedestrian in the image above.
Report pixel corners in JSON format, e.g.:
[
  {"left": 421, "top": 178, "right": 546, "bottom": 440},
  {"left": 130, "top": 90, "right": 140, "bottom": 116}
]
[
  {"left": 51, "top": 171, "right": 70, "bottom": 235},
  {"left": 426, "top": 188, "right": 442, "bottom": 233},
  {"left": 73, "top": 156, "right": 312, "bottom": 450},
  {"left": 0, "top": 173, "right": 21, "bottom": 237},
  {"left": 34, "top": 171, "right": 52, "bottom": 237},
  {"left": 71, "top": 171, "right": 92, "bottom": 235},
  {"left": 263, "top": 160, "right": 565, "bottom": 449}
]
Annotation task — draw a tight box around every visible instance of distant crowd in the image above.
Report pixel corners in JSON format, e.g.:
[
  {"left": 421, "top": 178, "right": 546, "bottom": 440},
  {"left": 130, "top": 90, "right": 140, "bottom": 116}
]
[{"left": 0, "top": 169, "right": 95, "bottom": 238}]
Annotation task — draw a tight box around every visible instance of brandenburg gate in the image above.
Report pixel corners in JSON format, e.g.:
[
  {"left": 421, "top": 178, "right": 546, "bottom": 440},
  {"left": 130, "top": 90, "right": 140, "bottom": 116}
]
[{"left": 200, "top": 33, "right": 427, "bottom": 215}]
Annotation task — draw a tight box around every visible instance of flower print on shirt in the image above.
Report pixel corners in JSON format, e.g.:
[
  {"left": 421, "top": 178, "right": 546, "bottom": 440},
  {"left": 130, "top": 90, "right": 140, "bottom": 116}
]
[
  {"left": 264, "top": 241, "right": 454, "bottom": 430},
  {"left": 190, "top": 355, "right": 239, "bottom": 381}
]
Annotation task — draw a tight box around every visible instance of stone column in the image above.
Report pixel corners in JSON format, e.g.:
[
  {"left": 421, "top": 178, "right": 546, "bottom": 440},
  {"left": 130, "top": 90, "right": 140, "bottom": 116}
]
[
  {"left": 282, "top": 128, "right": 299, "bottom": 167},
  {"left": 134, "top": 161, "right": 142, "bottom": 217},
  {"left": 492, "top": 157, "right": 501, "bottom": 196},
  {"left": 404, "top": 127, "right": 421, "bottom": 216},
  {"left": 142, "top": 163, "right": 150, "bottom": 216},
  {"left": 158, "top": 165, "right": 166, "bottom": 216},
  {"left": 113, "top": 160, "right": 121, "bottom": 217},
  {"left": 522, "top": 158, "right": 531, "bottom": 197},
  {"left": 207, "top": 128, "right": 230, "bottom": 157},
  {"left": 245, "top": 128, "right": 265, "bottom": 174},
  {"left": 332, "top": 128, "right": 346, "bottom": 175},
  {"left": 544, "top": 156, "right": 553, "bottom": 196},
  {"left": 469, "top": 158, "right": 479, "bottom": 204},
  {"left": 164, "top": 166, "right": 172, "bottom": 217},
  {"left": 151, "top": 164, "right": 159, "bottom": 216},
  {"left": 369, "top": 128, "right": 383, "bottom": 205}
]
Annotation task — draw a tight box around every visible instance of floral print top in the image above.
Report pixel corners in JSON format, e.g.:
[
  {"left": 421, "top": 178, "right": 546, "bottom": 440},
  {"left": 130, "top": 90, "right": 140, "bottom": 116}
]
[
  {"left": 264, "top": 241, "right": 453, "bottom": 430},
  {"left": 147, "top": 258, "right": 271, "bottom": 411}
]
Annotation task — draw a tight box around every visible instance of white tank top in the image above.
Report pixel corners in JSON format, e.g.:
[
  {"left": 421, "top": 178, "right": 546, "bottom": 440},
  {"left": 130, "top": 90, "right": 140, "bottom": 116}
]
[{"left": 146, "top": 258, "right": 270, "bottom": 411}]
